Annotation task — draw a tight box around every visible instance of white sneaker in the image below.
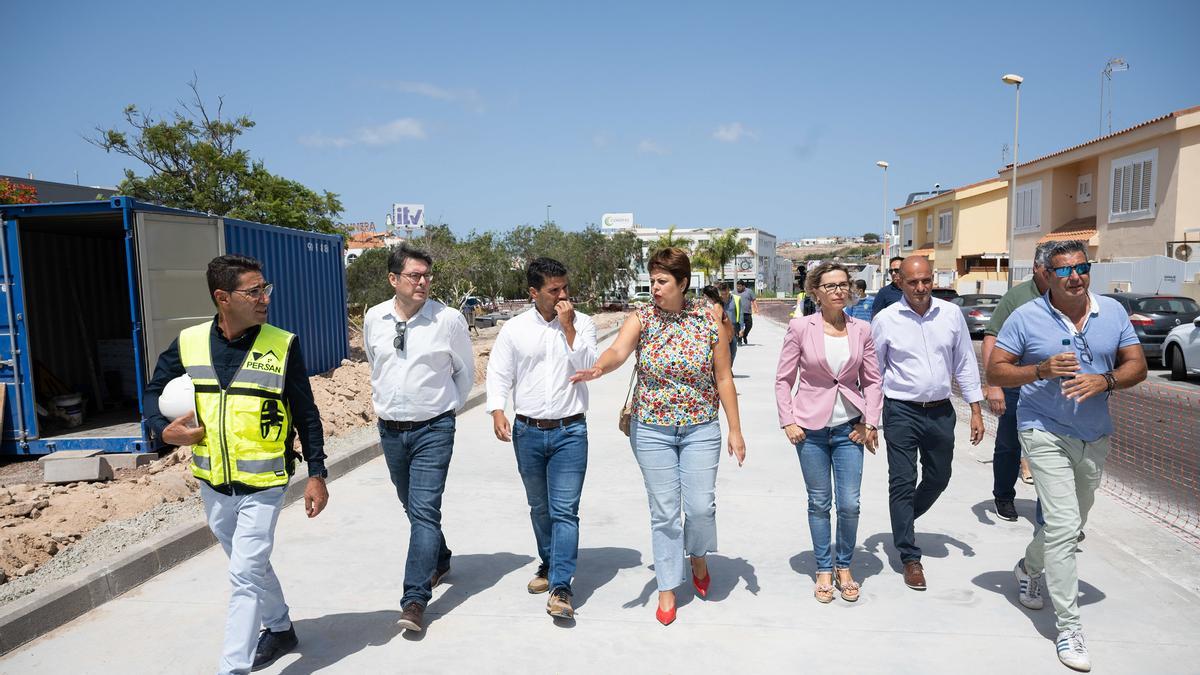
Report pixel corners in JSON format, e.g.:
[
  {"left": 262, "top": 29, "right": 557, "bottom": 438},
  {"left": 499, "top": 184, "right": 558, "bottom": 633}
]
[
  {"left": 1056, "top": 629, "right": 1091, "bottom": 671},
  {"left": 1014, "top": 558, "right": 1044, "bottom": 610}
]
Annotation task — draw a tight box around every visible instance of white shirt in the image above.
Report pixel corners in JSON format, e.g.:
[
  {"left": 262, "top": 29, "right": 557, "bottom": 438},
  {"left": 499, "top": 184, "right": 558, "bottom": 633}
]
[
  {"left": 364, "top": 297, "right": 474, "bottom": 422},
  {"left": 823, "top": 334, "right": 861, "bottom": 427},
  {"left": 871, "top": 296, "right": 984, "bottom": 404},
  {"left": 1048, "top": 291, "right": 1102, "bottom": 335},
  {"left": 485, "top": 307, "right": 598, "bottom": 418}
]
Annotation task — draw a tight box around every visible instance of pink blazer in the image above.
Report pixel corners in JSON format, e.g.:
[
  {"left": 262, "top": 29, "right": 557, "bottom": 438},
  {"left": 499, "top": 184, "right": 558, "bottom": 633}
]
[{"left": 774, "top": 313, "right": 883, "bottom": 430}]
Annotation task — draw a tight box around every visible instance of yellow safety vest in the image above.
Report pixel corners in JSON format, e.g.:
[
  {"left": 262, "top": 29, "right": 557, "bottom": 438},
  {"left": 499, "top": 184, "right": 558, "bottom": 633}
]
[
  {"left": 178, "top": 321, "right": 295, "bottom": 489},
  {"left": 731, "top": 294, "right": 741, "bottom": 318}
]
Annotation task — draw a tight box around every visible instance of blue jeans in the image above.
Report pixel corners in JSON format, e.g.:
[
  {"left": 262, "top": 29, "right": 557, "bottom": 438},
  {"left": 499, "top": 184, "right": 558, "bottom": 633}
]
[
  {"left": 379, "top": 415, "right": 456, "bottom": 608},
  {"left": 512, "top": 418, "right": 589, "bottom": 593},
  {"left": 797, "top": 419, "right": 864, "bottom": 572},
  {"left": 630, "top": 419, "right": 722, "bottom": 591},
  {"left": 993, "top": 387, "right": 1022, "bottom": 501}
]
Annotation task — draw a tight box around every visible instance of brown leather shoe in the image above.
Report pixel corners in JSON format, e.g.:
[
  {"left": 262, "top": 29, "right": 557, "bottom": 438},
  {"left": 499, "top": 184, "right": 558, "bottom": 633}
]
[
  {"left": 431, "top": 565, "right": 450, "bottom": 589},
  {"left": 527, "top": 565, "right": 550, "bottom": 594},
  {"left": 546, "top": 588, "right": 574, "bottom": 619},
  {"left": 903, "top": 561, "right": 927, "bottom": 591},
  {"left": 397, "top": 602, "right": 424, "bottom": 632}
]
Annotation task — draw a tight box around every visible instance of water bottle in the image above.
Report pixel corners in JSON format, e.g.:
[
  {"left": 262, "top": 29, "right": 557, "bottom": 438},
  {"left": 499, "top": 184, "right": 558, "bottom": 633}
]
[{"left": 1060, "top": 338, "right": 1074, "bottom": 383}]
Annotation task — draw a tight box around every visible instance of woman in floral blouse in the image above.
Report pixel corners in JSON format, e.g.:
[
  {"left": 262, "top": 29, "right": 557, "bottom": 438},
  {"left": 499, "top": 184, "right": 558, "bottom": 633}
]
[{"left": 572, "top": 247, "right": 746, "bottom": 626}]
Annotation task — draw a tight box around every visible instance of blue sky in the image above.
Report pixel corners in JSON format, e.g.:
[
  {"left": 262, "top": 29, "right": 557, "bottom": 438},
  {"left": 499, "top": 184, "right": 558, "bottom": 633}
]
[{"left": 4, "top": 0, "right": 1198, "bottom": 240}]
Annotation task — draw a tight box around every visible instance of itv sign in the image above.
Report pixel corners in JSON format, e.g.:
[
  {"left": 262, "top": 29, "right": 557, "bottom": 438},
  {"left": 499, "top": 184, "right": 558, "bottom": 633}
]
[{"left": 391, "top": 203, "right": 425, "bottom": 228}]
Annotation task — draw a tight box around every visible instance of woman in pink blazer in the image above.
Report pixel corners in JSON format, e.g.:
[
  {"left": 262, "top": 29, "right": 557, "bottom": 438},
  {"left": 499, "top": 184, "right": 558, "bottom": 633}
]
[{"left": 774, "top": 262, "right": 883, "bottom": 604}]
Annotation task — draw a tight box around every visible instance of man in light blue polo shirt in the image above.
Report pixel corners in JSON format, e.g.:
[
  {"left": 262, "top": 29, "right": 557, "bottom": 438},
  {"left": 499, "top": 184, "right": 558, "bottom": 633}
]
[{"left": 987, "top": 240, "right": 1146, "bottom": 673}]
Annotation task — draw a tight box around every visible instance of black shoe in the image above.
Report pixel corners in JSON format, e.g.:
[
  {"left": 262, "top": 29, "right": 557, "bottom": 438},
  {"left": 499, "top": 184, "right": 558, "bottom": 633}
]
[
  {"left": 251, "top": 625, "right": 298, "bottom": 671},
  {"left": 995, "top": 499, "right": 1019, "bottom": 522},
  {"left": 1078, "top": 530, "right": 1086, "bottom": 543}
]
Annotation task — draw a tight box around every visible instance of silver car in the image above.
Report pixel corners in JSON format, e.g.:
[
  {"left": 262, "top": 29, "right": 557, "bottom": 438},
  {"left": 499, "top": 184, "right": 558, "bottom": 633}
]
[{"left": 951, "top": 294, "right": 1002, "bottom": 337}]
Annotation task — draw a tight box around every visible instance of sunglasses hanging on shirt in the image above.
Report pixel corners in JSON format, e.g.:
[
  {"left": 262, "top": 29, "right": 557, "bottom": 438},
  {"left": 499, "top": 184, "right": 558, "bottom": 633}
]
[{"left": 394, "top": 321, "right": 407, "bottom": 351}]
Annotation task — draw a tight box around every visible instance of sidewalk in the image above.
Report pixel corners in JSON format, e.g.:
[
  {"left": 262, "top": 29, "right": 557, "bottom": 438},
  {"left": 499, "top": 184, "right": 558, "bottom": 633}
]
[{"left": 3, "top": 317, "right": 1199, "bottom": 674}]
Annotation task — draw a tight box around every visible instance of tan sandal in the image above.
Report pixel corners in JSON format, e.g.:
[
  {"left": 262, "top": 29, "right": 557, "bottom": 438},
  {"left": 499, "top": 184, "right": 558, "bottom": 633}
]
[
  {"left": 814, "top": 572, "right": 835, "bottom": 604},
  {"left": 835, "top": 568, "right": 860, "bottom": 602}
]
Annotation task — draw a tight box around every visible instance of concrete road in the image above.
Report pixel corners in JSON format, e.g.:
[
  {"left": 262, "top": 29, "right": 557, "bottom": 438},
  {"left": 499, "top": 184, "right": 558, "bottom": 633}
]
[{"left": 3, "top": 317, "right": 1199, "bottom": 674}]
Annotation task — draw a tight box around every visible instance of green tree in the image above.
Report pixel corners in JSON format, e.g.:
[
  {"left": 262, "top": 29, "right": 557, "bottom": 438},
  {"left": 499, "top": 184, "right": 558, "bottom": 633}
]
[
  {"left": 89, "top": 80, "right": 346, "bottom": 236},
  {"left": 648, "top": 225, "right": 691, "bottom": 256},
  {"left": 345, "top": 248, "right": 393, "bottom": 312},
  {"left": 704, "top": 228, "right": 751, "bottom": 283},
  {"left": 863, "top": 232, "right": 881, "bottom": 243}
]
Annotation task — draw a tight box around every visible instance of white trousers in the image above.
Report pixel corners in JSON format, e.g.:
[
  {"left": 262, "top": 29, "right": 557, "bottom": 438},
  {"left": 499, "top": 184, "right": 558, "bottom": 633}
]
[{"left": 200, "top": 482, "right": 290, "bottom": 675}]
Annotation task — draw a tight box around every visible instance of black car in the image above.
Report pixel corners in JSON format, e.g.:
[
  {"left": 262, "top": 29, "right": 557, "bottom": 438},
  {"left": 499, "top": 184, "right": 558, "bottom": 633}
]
[
  {"left": 1102, "top": 293, "right": 1200, "bottom": 361},
  {"left": 932, "top": 288, "right": 959, "bottom": 303}
]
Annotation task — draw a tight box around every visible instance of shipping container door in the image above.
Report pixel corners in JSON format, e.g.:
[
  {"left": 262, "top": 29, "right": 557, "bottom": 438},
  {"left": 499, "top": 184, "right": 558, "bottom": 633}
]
[
  {"left": 0, "top": 218, "right": 34, "bottom": 443},
  {"left": 134, "top": 212, "right": 225, "bottom": 368}
]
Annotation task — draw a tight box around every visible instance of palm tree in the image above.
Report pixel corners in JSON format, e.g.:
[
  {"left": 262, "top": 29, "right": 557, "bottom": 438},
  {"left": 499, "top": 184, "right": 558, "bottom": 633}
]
[
  {"left": 704, "top": 228, "right": 751, "bottom": 283},
  {"left": 648, "top": 225, "right": 691, "bottom": 256},
  {"left": 691, "top": 246, "right": 718, "bottom": 285}
]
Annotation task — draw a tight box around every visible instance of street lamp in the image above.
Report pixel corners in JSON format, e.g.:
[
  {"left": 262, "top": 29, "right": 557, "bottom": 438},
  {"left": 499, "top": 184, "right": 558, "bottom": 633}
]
[
  {"left": 546, "top": 204, "right": 551, "bottom": 228},
  {"left": 876, "top": 160, "right": 889, "bottom": 288},
  {"left": 1002, "top": 73, "right": 1023, "bottom": 289}
]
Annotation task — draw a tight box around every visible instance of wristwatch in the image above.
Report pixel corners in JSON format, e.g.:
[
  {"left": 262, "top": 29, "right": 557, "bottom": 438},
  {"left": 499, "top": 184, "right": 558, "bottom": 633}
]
[{"left": 863, "top": 423, "right": 877, "bottom": 432}]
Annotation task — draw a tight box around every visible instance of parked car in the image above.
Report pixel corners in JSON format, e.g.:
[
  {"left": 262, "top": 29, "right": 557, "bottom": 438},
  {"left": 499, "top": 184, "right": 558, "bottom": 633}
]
[
  {"left": 1103, "top": 293, "right": 1200, "bottom": 362},
  {"left": 931, "top": 288, "right": 959, "bottom": 302},
  {"left": 631, "top": 291, "right": 652, "bottom": 305},
  {"left": 950, "top": 294, "right": 1002, "bottom": 337},
  {"left": 1162, "top": 315, "right": 1200, "bottom": 380}
]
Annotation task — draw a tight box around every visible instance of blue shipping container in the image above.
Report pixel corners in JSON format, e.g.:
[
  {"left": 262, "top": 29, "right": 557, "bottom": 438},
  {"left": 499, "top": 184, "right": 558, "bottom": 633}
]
[{"left": 0, "top": 197, "right": 348, "bottom": 456}]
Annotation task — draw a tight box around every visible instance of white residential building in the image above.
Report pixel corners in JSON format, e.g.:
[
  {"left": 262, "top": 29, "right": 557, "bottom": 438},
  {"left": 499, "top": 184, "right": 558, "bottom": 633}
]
[{"left": 621, "top": 226, "right": 789, "bottom": 294}]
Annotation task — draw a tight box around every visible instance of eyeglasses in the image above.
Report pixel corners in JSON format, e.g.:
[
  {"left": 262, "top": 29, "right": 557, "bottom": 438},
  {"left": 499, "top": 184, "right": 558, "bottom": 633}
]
[
  {"left": 397, "top": 272, "right": 433, "bottom": 284},
  {"left": 231, "top": 283, "right": 274, "bottom": 301},
  {"left": 1074, "top": 332, "right": 1094, "bottom": 365},
  {"left": 394, "top": 321, "right": 407, "bottom": 351},
  {"left": 1052, "top": 262, "right": 1092, "bottom": 278},
  {"left": 889, "top": 268, "right": 901, "bottom": 275},
  {"left": 817, "top": 282, "right": 852, "bottom": 293}
]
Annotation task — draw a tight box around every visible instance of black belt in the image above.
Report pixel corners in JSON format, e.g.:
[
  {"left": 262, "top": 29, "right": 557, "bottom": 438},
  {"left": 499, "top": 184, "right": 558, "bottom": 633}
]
[
  {"left": 887, "top": 397, "right": 951, "bottom": 409},
  {"left": 379, "top": 410, "right": 454, "bottom": 431},
  {"left": 516, "top": 413, "right": 586, "bottom": 430}
]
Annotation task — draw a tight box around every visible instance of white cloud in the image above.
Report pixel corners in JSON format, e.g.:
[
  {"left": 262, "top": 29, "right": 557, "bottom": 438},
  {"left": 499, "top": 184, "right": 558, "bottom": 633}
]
[
  {"left": 713, "top": 122, "right": 756, "bottom": 143},
  {"left": 637, "top": 139, "right": 668, "bottom": 155},
  {"left": 299, "top": 118, "right": 426, "bottom": 148},
  {"left": 384, "top": 81, "right": 484, "bottom": 111}
]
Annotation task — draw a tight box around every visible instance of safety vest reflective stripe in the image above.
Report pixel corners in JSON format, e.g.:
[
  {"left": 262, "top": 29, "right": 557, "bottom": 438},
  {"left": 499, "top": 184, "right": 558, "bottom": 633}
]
[
  {"left": 232, "top": 369, "right": 285, "bottom": 390},
  {"left": 192, "top": 453, "right": 211, "bottom": 471},
  {"left": 185, "top": 364, "right": 219, "bottom": 382}
]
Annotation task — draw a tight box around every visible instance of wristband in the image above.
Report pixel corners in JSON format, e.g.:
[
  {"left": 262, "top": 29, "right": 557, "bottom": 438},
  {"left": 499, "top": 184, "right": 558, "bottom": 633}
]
[
  {"left": 1103, "top": 372, "right": 1116, "bottom": 392},
  {"left": 1034, "top": 360, "right": 1045, "bottom": 381}
]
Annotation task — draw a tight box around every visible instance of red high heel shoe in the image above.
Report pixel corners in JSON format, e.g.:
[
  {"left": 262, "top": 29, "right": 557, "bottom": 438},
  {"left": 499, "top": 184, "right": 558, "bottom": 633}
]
[
  {"left": 656, "top": 604, "right": 676, "bottom": 626},
  {"left": 692, "top": 571, "right": 711, "bottom": 599}
]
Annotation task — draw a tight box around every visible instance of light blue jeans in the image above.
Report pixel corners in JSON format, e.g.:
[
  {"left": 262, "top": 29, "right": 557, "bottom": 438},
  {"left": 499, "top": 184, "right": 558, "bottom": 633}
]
[
  {"left": 200, "top": 482, "right": 290, "bottom": 675},
  {"left": 796, "top": 419, "right": 864, "bottom": 572},
  {"left": 630, "top": 419, "right": 722, "bottom": 591}
]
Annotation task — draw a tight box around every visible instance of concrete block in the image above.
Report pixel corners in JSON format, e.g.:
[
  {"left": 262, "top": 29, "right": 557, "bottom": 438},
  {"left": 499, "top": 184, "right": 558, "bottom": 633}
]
[
  {"left": 100, "top": 453, "right": 155, "bottom": 471},
  {"left": 41, "top": 457, "right": 113, "bottom": 484}
]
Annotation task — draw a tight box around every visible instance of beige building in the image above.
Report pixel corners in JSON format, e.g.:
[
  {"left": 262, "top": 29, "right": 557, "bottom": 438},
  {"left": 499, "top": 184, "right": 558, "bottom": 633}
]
[
  {"left": 1003, "top": 104, "right": 1200, "bottom": 273},
  {"left": 895, "top": 178, "right": 1009, "bottom": 290}
]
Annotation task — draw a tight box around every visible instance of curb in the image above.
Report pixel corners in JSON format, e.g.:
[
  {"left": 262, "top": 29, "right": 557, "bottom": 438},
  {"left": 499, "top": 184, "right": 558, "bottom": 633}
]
[{"left": 0, "top": 321, "right": 621, "bottom": 655}]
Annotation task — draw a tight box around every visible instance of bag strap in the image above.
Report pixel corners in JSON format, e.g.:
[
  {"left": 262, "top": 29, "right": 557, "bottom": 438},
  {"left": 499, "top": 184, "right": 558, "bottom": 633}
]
[{"left": 623, "top": 366, "right": 637, "bottom": 406}]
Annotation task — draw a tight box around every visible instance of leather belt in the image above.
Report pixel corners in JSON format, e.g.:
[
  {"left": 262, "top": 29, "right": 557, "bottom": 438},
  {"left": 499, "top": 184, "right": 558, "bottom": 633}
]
[
  {"left": 888, "top": 397, "right": 951, "bottom": 409},
  {"left": 379, "top": 410, "right": 454, "bottom": 431},
  {"left": 515, "top": 413, "right": 586, "bottom": 430}
]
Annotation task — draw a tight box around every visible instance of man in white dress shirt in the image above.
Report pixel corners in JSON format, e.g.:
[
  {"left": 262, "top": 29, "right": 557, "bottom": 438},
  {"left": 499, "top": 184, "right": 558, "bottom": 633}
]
[
  {"left": 486, "top": 258, "right": 598, "bottom": 620},
  {"left": 364, "top": 244, "right": 474, "bottom": 633}
]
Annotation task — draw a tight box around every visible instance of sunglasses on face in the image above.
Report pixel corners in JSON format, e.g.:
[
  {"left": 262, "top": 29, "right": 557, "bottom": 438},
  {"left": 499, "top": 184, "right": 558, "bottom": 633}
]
[
  {"left": 394, "top": 321, "right": 407, "bottom": 351},
  {"left": 1052, "top": 263, "right": 1092, "bottom": 278}
]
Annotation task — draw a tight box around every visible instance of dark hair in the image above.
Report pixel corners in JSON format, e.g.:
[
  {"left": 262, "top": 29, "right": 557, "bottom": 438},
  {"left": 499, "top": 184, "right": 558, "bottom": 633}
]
[
  {"left": 526, "top": 257, "right": 568, "bottom": 290},
  {"left": 735, "top": 279, "right": 746, "bottom": 287},
  {"left": 889, "top": 256, "right": 904, "bottom": 266},
  {"left": 854, "top": 279, "right": 867, "bottom": 291},
  {"left": 207, "top": 255, "right": 262, "bottom": 306},
  {"left": 701, "top": 285, "right": 722, "bottom": 304},
  {"left": 647, "top": 247, "right": 692, "bottom": 292},
  {"left": 720, "top": 282, "right": 732, "bottom": 291},
  {"left": 388, "top": 244, "right": 434, "bottom": 274},
  {"left": 1044, "top": 240, "right": 1088, "bottom": 267}
]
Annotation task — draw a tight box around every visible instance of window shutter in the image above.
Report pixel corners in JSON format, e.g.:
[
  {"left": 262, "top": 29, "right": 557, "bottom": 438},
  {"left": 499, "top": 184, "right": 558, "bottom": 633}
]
[
  {"left": 1140, "top": 159, "right": 1153, "bottom": 212},
  {"left": 1112, "top": 166, "right": 1123, "bottom": 214}
]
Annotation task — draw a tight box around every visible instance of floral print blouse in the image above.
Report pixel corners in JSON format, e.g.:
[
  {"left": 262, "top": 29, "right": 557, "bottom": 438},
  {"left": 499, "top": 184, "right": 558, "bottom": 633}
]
[{"left": 633, "top": 298, "right": 719, "bottom": 426}]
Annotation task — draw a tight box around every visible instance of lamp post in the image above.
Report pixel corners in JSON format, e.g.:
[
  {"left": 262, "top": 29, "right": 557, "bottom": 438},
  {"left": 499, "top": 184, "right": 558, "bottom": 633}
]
[
  {"left": 1002, "top": 73, "right": 1023, "bottom": 289},
  {"left": 876, "top": 160, "right": 889, "bottom": 289},
  {"left": 546, "top": 204, "right": 551, "bottom": 228}
]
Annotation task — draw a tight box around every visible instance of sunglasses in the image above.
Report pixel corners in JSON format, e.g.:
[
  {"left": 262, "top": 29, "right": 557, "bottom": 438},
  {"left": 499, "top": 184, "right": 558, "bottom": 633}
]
[
  {"left": 1052, "top": 262, "right": 1092, "bottom": 278},
  {"left": 231, "top": 283, "right": 274, "bottom": 301},
  {"left": 1073, "top": 332, "right": 1094, "bottom": 365},
  {"left": 394, "top": 321, "right": 407, "bottom": 351}
]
